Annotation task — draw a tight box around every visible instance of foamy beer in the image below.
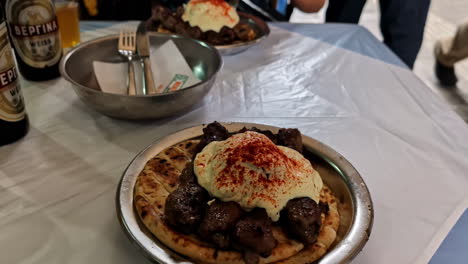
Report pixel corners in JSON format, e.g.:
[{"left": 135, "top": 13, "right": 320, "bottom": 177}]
[{"left": 55, "top": 0, "right": 80, "bottom": 48}]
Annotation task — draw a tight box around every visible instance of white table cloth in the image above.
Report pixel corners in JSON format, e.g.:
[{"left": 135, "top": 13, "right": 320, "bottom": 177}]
[{"left": 1, "top": 21, "right": 467, "bottom": 264}]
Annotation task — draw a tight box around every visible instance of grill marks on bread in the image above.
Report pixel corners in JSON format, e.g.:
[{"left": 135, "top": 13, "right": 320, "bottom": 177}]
[{"left": 142, "top": 140, "right": 198, "bottom": 192}]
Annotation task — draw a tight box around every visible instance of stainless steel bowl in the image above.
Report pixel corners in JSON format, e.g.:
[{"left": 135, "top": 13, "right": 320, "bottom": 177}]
[
  {"left": 60, "top": 33, "right": 222, "bottom": 120},
  {"left": 216, "top": 12, "right": 270, "bottom": 56},
  {"left": 116, "top": 122, "right": 374, "bottom": 264}
]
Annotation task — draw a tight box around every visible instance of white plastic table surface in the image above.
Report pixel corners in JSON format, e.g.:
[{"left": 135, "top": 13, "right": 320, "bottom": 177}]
[{"left": 1, "top": 21, "right": 468, "bottom": 264}]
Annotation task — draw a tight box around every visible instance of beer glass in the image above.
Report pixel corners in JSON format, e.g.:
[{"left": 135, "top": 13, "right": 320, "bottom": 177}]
[{"left": 55, "top": 0, "right": 80, "bottom": 49}]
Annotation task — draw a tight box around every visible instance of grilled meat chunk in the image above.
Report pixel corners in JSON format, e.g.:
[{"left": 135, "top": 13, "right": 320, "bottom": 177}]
[
  {"left": 233, "top": 209, "right": 277, "bottom": 257},
  {"left": 164, "top": 181, "right": 209, "bottom": 233},
  {"left": 161, "top": 14, "right": 178, "bottom": 31},
  {"left": 206, "top": 30, "right": 225, "bottom": 45},
  {"left": 198, "top": 200, "right": 244, "bottom": 248},
  {"left": 219, "top": 26, "right": 236, "bottom": 44},
  {"left": 234, "top": 23, "right": 256, "bottom": 41},
  {"left": 280, "top": 197, "right": 322, "bottom": 245},
  {"left": 178, "top": 162, "right": 197, "bottom": 185},
  {"left": 151, "top": 5, "right": 170, "bottom": 22},
  {"left": 277, "top": 128, "right": 303, "bottom": 153},
  {"left": 195, "top": 121, "right": 230, "bottom": 154},
  {"left": 243, "top": 251, "right": 260, "bottom": 264},
  {"left": 187, "top": 26, "right": 204, "bottom": 40}
]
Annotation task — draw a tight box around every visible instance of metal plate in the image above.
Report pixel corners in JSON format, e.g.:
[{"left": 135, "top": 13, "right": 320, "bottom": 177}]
[
  {"left": 147, "top": 13, "right": 270, "bottom": 56},
  {"left": 116, "top": 122, "right": 373, "bottom": 264}
]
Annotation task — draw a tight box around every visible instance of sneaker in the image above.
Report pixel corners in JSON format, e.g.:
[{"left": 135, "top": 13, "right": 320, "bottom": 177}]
[{"left": 435, "top": 60, "right": 458, "bottom": 86}]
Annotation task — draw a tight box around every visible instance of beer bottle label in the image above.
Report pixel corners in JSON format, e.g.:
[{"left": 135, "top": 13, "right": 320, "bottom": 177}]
[
  {"left": 6, "top": 0, "right": 62, "bottom": 68},
  {"left": 0, "top": 22, "right": 26, "bottom": 122}
]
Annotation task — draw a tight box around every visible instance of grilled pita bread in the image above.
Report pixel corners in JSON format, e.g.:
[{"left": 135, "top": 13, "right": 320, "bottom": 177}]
[{"left": 134, "top": 139, "right": 339, "bottom": 264}]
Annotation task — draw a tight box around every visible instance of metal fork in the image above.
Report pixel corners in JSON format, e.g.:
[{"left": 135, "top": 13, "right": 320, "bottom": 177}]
[{"left": 118, "top": 30, "right": 137, "bottom": 96}]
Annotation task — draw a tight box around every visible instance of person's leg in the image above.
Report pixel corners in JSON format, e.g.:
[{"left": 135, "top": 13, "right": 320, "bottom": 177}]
[
  {"left": 435, "top": 22, "right": 468, "bottom": 66},
  {"left": 325, "top": 0, "right": 366, "bottom": 23},
  {"left": 434, "top": 22, "right": 468, "bottom": 86},
  {"left": 379, "top": 0, "right": 431, "bottom": 69}
]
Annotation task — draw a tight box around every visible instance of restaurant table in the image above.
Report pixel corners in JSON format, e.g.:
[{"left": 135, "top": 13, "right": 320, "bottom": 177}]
[{"left": 1, "top": 21, "right": 468, "bottom": 264}]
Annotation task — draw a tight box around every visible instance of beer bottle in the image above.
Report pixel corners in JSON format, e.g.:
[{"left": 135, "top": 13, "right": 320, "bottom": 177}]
[
  {"left": 4, "top": 0, "right": 62, "bottom": 81},
  {"left": 0, "top": 3, "right": 29, "bottom": 146}
]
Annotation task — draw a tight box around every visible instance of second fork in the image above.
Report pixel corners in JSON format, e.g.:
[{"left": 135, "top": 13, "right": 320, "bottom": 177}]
[{"left": 118, "top": 30, "right": 137, "bottom": 96}]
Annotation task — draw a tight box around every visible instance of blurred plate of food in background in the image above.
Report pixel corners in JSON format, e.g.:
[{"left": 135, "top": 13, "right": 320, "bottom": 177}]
[{"left": 146, "top": 0, "right": 270, "bottom": 56}]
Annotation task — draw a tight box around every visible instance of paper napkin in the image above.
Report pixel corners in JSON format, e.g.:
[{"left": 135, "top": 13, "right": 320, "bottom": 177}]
[{"left": 93, "top": 40, "right": 200, "bottom": 95}]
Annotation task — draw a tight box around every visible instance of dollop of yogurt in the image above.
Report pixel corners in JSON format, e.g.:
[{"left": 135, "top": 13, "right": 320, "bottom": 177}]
[
  {"left": 194, "top": 131, "right": 323, "bottom": 221},
  {"left": 182, "top": 0, "right": 240, "bottom": 32}
]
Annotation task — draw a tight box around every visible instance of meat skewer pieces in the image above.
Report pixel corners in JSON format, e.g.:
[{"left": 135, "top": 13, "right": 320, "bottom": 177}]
[{"left": 149, "top": 5, "right": 257, "bottom": 45}]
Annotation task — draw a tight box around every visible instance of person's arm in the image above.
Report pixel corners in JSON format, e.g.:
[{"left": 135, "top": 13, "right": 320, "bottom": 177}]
[{"left": 291, "top": 0, "right": 325, "bottom": 13}]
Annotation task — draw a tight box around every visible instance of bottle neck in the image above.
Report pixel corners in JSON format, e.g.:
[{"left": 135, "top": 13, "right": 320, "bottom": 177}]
[{"left": 0, "top": 2, "right": 4, "bottom": 23}]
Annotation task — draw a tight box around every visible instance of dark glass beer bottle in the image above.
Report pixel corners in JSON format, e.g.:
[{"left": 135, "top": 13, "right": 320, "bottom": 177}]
[
  {"left": 0, "top": 3, "right": 29, "bottom": 146},
  {"left": 4, "top": 0, "right": 62, "bottom": 81}
]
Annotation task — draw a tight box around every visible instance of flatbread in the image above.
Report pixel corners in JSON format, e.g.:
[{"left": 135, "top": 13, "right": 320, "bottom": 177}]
[
  {"left": 139, "top": 140, "right": 198, "bottom": 193},
  {"left": 134, "top": 139, "right": 340, "bottom": 264}
]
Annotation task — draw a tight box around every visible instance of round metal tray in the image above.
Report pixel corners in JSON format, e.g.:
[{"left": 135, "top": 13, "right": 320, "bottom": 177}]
[{"left": 116, "top": 122, "right": 373, "bottom": 264}]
